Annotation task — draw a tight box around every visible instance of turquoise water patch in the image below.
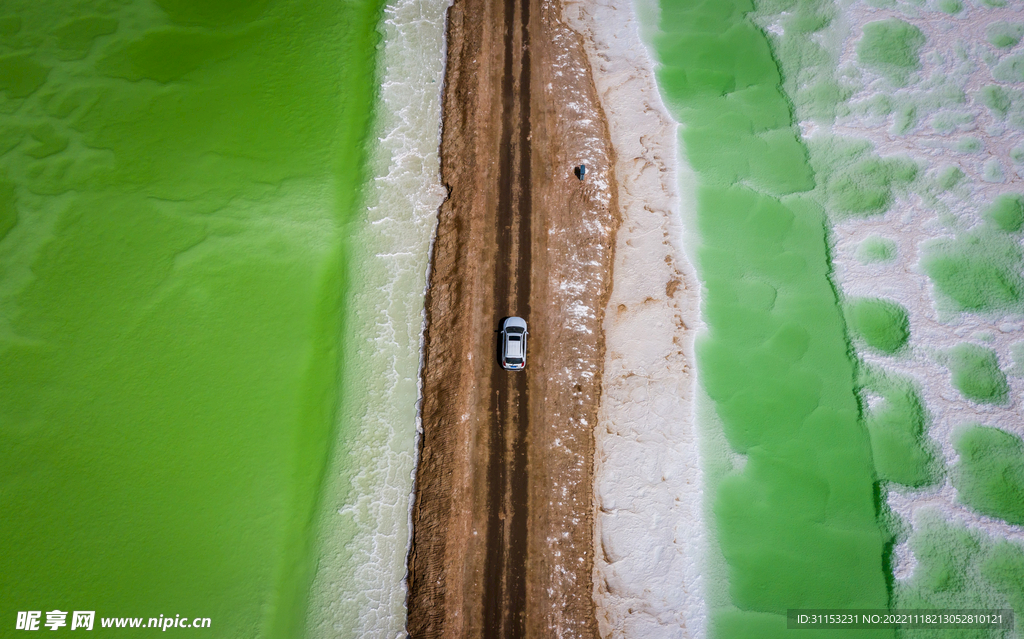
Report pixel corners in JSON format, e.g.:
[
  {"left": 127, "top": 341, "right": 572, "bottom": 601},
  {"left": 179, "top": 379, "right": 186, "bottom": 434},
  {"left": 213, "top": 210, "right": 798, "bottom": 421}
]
[
  {"left": 651, "top": 1, "right": 890, "bottom": 635},
  {"left": 0, "top": 0, "right": 384, "bottom": 636}
]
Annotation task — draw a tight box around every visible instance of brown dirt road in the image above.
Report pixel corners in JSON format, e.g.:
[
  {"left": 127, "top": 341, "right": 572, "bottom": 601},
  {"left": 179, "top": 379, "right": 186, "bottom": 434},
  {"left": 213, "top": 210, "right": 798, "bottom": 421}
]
[{"left": 406, "top": 0, "right": 619, "bottom": 637}]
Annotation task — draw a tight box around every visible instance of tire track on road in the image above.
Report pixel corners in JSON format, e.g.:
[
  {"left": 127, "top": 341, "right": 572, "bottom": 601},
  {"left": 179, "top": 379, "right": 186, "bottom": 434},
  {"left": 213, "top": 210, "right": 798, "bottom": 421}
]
[{"left": 483, "top": 0, "right": 532, "bottom": 636}]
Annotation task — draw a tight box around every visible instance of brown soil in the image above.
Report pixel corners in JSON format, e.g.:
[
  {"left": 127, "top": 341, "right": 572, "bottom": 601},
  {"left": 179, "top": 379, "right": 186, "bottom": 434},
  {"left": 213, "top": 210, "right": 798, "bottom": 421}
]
[{"left": 406, "top": 0, "right": 619, "bottom": 637}]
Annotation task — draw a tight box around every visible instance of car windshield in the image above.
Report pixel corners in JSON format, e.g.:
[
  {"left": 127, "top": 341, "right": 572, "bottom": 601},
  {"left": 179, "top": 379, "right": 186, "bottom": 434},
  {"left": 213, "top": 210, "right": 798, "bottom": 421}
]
[{"left": 506, "top": 357, "right": 522, "bottom": 364}]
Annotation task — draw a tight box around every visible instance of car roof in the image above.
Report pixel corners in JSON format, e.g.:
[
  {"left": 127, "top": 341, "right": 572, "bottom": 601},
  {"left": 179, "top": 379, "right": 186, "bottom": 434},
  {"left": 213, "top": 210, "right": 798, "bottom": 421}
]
[{"left": 503, "top": 316, "right": 527, "bottom": 330}]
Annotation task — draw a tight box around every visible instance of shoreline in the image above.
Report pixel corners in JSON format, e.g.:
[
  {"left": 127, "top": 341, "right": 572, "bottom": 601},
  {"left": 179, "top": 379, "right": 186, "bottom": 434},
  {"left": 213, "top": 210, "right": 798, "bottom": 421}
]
[
  {"left": 562, "top": 1, "right": 705, "bottom": 635},
  {"left": 304, "top": 1, "right": 450, "bottom": 636}
]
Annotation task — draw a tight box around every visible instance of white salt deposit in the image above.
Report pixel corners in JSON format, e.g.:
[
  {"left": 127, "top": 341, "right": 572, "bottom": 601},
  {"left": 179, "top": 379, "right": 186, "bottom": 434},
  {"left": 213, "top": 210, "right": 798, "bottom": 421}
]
[
  {"left": 561, "top": 1, "right": 706, "bottom": 637},
  {"left": 306, "top": 1, "right": 449, "bottom": 637}
]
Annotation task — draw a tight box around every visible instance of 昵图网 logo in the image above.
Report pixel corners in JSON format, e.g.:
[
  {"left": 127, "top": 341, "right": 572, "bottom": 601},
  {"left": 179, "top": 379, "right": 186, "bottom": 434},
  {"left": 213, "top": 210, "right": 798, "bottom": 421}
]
[{"left": 16, "top": 610, "right": 94, "bottom": 631}]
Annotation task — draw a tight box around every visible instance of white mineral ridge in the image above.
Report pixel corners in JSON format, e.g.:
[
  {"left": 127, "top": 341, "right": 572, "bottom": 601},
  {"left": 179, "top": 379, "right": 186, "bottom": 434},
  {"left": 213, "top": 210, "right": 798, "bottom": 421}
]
[{"left": 562, "top": 1, "right": 706, "bottom": 637}]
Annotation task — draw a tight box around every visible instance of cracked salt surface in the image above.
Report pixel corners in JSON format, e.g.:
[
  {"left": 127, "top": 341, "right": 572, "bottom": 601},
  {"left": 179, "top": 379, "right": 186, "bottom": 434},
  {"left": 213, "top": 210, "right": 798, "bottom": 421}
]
[{"left": 563, "top": 0, "right": 706, "bottom": 637}]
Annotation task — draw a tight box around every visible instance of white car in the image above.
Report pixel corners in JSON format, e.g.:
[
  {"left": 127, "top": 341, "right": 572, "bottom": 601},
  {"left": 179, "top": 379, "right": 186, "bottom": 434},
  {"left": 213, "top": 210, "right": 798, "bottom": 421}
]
[{"left": 500, "top": 316, "right": 528, "bottom": 370}]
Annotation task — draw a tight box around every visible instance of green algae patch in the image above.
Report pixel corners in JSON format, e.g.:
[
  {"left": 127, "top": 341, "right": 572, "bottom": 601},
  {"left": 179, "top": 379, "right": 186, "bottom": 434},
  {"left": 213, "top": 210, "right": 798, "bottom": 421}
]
[
  {"left": 0, "top": 15, "right": 21, "bottom": 37},
  {"left": 952, "top": 426, "right": 1024, "bottom": 525},
  {"left": 1014, "top": 145, "right": 1024, "bottom": 165},
  {"left": 993, "top": 54, "right": 1024, "bottom": 84},
  {"left": 654, "top": 8, "right": 813, "bottom": 197},
  {"left": 937, "top": 0, "right": 963, "bottom": 14},
  {"left": 901, "top": 518, "right": 981, "bottom": 603},
  {"left": 845, "top": 297, "right": 910, "bottom": 354},
  {"left": 807, "top": 137, "right": 917, "bottom": 218},
  {"left": 25, "top": 123, "right": 68, "bottom": 159},
  {"left": 944, "top": 343, "right": 1010, "bottom": 404},
  {"left": 859, "top": 367, "right": 940, "bottom": 488},
  {"left": 896, "top": 510, "right": 1024, "bottom": 634},
  {"left": 956, "top": 137, "right": 984, "bottom": 153},
  {"left": 936, "top": 165, "right": 965, "bottom": 191},
  {"left": 922, "top": 229, "right": 1024, "bottom": 313},
  {"left": 982, "top": 540, "right": 1024, "bottom": 624},
  {"left": 984, "top": 193, "right": 1024, "bottom": 233},
  {"left": 857, "top": 236, "right": 897, "bottom": 264},
  {"left": 857, "top": 19, "right": 925, "bottom": 86},
  {"left": 884, "top": 84, "right": 968, "bottom": 136},
  {"left": 653, "top": 1, "right": 891, "bottom": 635},
  {"left": 0, "top": 0, "right": 385, "bottom": 636},
  {"left": 987, "top": 21, "right": 1024, "bottom": 49},
  {"left": 984, "top": 159, "right": 1006, "bottom": 184},
  {"left": 931, "top": 112, "right": 974, "bottom": 136},
  {"left": 980, "top": 85, "right": 1013, "bottom": 119}
]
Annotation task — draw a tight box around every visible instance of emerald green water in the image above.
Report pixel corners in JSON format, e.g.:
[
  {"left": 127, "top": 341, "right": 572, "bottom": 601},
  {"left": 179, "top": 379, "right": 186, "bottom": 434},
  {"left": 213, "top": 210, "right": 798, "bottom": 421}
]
[
  {"left": 985, "top": 194, "right": 1024, "bottom": 233},
  {"left": 954, "top": 425, "right": 1024, "bottom": 526},
  {"left": 988, "top": 21, "right": 1024, "bottom": 49},
  {"left": 651, "top": 1, "right": 890, "bottom": 635},
  {"left": 856, "top": 236, "right": 897, "bottom": 264},
  {"left": 856, "top": 19, "right": 925, "bottom": 87},
  {"left": 922, "top": 227, "right": 1024, "bottom": 314},
  {"left": 896, "top": 509, "right": 1024, "bottom": 639},
  {"left": 858, "top": 367, "right": 939, "bottom": 489},
  {"left": 945, "top": 344, "right": 1010, "bottom": 405},
  {"left": 845, "top": 298, "right": 910, "bottom": 355},
  {"left": 0, "top": 0, "right": 383, "bottom": 635}
]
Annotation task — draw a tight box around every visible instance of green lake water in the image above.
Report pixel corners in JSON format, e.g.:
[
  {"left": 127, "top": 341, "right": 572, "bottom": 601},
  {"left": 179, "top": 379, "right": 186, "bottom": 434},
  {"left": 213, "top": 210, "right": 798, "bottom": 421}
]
[
  {"left": 649, "top": 0, "right": 891, "bottom": 635},
  {"left": 0, "top": 0, "right": 383, "bottom": 635}
]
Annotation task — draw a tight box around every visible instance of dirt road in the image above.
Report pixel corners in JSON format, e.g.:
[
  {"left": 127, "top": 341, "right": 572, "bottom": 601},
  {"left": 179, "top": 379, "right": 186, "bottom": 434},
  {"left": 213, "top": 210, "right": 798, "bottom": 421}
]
[{"left": 406, "top": 0, "right": 619, "bottom": 636}]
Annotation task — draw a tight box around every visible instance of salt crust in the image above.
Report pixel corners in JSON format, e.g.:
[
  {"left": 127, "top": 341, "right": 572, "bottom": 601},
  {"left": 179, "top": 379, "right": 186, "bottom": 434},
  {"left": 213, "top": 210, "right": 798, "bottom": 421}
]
[
  {"left": 561, "top": 1, "right": 706, "bottom": 637},
  {"left": 806, "top": 1, "right": 1024, "bottom": 580}
]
